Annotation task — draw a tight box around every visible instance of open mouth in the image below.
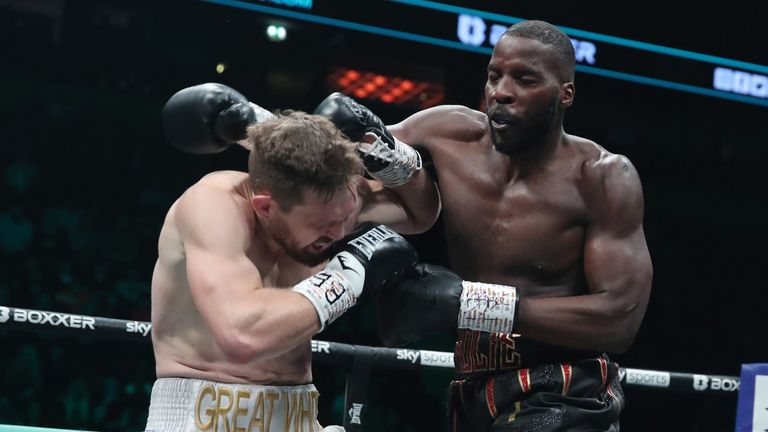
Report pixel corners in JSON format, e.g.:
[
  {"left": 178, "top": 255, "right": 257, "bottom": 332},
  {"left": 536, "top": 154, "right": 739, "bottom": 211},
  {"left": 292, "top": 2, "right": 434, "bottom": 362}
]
[
  {"left": 310, "top": 239, "right": 332, "bottom": 253},
  {"left": 490, "top": 113, "right": 516, "bottom": 131},
  {"left": 491, "top": 119, "right": 510, "bottom": 130}
]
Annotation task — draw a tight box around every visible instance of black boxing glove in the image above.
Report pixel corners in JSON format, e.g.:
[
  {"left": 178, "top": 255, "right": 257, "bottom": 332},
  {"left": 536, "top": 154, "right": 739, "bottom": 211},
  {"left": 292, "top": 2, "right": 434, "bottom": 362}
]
[
  {"left": 292, "top": 223, "right": 418, "bottom": 331},
  {"left": 377, "top": 264, "right": 519, "bottom": 347},
  {"left": 162, "top": 83, "right": 275, "bottom": 154},
  {"left": 314, "top": 92, "right": 421, "bottom": 187}
]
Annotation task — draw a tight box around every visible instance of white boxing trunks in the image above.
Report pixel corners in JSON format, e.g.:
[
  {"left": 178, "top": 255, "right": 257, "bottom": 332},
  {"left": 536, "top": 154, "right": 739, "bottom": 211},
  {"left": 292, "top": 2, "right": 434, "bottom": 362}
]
[{"left": 145, "top": 377, "right": 342, "bottom": 432}]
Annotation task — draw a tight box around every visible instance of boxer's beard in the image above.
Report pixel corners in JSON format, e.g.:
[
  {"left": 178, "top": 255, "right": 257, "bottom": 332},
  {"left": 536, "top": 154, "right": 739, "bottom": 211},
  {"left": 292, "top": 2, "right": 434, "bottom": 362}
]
[
  {"left": 490, "top": 96, "right": 557, "bottom": 155},
  {"left": 269, "top": 216, "right": 331, "bottom": 267}
]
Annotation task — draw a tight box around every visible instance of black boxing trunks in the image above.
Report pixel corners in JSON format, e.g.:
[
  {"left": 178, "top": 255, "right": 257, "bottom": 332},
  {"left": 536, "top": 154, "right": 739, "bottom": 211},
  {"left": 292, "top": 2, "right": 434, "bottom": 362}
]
[
  {"left": 454, "top": 330, "right": 605, "bottom": 373},
  {"left": 448, "top": 330, "right": 624, "bottom": 432}
]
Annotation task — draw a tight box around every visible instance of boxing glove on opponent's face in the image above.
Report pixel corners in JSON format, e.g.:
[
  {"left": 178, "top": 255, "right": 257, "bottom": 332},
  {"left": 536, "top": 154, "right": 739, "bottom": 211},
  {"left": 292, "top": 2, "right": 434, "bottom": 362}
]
[
  {"left": 293, "top": 222, "right": 418, "bottom": 331},
  {"left": 377, "top": 264, "right": 519, "bottom": 347},
  {"left": 314, "top": 92, "right": 421, "bottom": 187}
]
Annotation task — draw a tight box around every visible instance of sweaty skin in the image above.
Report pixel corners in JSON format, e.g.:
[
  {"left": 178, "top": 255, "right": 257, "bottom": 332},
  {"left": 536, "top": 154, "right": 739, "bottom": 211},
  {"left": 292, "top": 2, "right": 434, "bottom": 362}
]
[
  {"left": 151, "top": 169, "right": 438, "bottom": 384},
  {"left": 389, "top": 36, "right": 652, "bottom": 353}
]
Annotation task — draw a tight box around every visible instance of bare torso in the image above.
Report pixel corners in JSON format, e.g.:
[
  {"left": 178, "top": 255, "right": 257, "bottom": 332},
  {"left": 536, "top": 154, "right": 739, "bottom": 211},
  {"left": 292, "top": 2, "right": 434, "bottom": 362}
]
[
  {"left": 409, "top": 108, "right": 608, "bottom": 299},
  {"left": 151, "top": 171, "right": 326, "bottom": 384}
]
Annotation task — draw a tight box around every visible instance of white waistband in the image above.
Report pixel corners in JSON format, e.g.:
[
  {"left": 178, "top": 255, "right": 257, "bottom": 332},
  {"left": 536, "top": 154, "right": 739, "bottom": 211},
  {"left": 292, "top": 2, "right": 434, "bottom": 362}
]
[{"left": 145, "top": 377, "right": 322, "bottom": 432}]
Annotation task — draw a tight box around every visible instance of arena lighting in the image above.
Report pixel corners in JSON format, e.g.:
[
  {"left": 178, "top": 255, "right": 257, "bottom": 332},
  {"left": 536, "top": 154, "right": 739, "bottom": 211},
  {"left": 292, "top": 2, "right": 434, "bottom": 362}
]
[
  {"left": 201, "top": 0, "right": 768, "bottom": 108},
  {"left": 262, "top": 0, "right": 312, "bottom": 9},
  {"left": 327, "top": 67, "right": 444, "bottom": 108},
  {"left": 266, "top": 23, "right": 287, "bottom": 41}
]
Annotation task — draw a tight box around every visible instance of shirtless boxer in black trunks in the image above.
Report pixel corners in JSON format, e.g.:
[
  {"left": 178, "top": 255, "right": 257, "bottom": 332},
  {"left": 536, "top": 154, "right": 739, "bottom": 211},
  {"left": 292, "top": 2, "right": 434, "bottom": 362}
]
[{"left": 316, "top": 20, "right": 653, "bottom": 432}]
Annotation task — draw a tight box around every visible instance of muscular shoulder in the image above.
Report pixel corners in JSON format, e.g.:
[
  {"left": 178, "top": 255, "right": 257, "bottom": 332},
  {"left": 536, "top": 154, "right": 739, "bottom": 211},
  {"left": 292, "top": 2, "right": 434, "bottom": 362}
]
[
  {"left": 179, "top": 171, "right": 249, "bottom": 211},
  {"left": 197, "top": 170, "right": 250, "bottom": 190},
  {"left": 417, "top": 104, "right": 487, "bottom": 132},
  {"left": 573, "top": 137, "right": 644, "bottom": 230},
  {"left": 174, "top": 172, "right": 254, "bottom": 249},
  {"left": 390, "top": 105, "right": 487, "bottom": 148}
]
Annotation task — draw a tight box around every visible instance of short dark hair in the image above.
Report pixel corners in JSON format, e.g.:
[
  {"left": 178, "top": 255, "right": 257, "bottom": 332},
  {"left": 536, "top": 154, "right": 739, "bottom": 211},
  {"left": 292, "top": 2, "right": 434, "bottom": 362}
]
[
  {"left": 246, "top": 111, "right": 361, "bottom": 210},
  {"left": 503, "top": 20, "right": 575, "bottom": 82}
]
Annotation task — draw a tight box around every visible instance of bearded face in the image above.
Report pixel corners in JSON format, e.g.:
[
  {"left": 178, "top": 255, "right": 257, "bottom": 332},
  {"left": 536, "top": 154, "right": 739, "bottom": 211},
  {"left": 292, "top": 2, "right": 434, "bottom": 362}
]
[
  {"left": 484, "top": 36, "right": 570, "bottom": 155},
  {"left": 486, "top": 93, "right": 558, "bottom": 154},
  {"left": 258, "top": 184, "right": 359, "bottom": 267},
  {"left": 266, "top": 213, "right": 335, "bottom": 267}
]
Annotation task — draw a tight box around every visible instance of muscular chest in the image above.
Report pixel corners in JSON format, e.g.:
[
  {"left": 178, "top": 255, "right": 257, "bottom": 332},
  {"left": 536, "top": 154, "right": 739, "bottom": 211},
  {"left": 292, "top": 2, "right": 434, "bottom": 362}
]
[{"left": 433, "top": 154, "right": 588, "bottom": 281}]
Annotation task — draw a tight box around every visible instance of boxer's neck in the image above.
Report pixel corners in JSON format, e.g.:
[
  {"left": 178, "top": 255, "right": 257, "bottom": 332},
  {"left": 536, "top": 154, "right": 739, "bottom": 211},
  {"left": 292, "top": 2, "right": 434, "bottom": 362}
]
[
  {"left": 248, "top": 187, "right": 289, "bottom": 260},
  {"left": 495, "top": 127, "right": 564, "bottom": 181}
]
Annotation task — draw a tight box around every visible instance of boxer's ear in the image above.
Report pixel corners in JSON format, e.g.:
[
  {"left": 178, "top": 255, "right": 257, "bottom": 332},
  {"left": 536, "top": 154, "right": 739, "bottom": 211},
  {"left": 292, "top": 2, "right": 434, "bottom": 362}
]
[
  {"left": 560, "top": 81, "right": 575, "bottom": 108},
  {"left": 251, "top": 193, "right": 273, "bottom": 216}
]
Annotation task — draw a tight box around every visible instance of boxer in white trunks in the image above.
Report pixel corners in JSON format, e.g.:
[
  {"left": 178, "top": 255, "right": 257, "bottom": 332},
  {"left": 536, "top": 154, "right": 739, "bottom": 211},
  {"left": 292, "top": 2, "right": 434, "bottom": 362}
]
[{"left": 146, "top": 85, "right": 439, "bottom": 431}]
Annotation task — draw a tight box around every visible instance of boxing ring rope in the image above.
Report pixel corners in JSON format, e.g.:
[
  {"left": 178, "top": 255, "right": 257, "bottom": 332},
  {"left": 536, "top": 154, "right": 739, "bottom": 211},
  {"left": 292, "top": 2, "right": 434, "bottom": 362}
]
[{"left": 0, "top": 305, "right": 741, "bottom": 431}]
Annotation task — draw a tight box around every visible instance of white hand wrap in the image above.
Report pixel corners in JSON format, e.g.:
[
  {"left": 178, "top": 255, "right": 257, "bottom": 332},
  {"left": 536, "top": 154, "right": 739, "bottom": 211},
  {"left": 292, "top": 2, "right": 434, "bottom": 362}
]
[
  {"left": 359, "top": 137, "right": 422, "bottom": 187},
  {"left": 457, "top": 281, "right": 519, "bottom": 334},
  {"left": 249, "top": 102, "right": 276, "bottom": 123},
  {"left": 292, "top": 252, "right": 366, "bottom": 332}
]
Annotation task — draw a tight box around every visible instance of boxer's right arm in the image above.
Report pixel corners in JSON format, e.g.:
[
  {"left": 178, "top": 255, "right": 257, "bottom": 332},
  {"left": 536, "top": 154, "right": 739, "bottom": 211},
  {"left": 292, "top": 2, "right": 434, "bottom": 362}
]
[
  {"left": 387, "top": 104, "right": 486, "bottom": 153},
  {"left": 314, "top": 93, "right": 422, "bottom": 187},
  {"left": 314, "top": 94, "right": 444, "bottom": 233},
  {"left": 178, "top": 186, "right": 418, "bottom": 361},
  {"left": 177, "top": 184, "right": 320, "bottom": 363}
]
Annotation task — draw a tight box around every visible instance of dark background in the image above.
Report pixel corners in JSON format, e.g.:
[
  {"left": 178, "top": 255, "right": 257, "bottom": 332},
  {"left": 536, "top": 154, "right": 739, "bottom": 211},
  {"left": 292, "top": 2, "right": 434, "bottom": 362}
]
[{"left": 1, "top": 0, "right": 766, "bottom": 430}]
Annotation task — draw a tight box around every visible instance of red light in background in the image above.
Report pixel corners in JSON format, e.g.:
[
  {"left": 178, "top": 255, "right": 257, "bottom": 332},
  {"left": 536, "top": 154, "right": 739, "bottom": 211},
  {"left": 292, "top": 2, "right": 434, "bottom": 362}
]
[{"left": 327, "top": 67, "right": 444, "bottom": 108}]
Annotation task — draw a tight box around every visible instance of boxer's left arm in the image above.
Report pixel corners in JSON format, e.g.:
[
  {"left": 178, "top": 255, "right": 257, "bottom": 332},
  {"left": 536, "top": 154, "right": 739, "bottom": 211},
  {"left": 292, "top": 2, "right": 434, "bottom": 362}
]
[
  {"left": 162, "top": 83, "right": 275, "bottom": 154},
  {"left": 515, "top": 154, "right": 653, "bottom": 353}
]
